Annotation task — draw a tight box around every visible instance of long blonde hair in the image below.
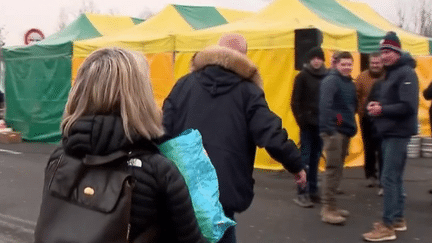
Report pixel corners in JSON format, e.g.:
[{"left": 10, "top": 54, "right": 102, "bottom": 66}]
[{"left": 62, "top": 47, "right": 164, "bottom": 141}]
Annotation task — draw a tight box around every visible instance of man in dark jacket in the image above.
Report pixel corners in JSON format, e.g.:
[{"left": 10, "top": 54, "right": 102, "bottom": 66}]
[
  {"left": 319, "top": 51, "right": 357, "bottom": 225},
  {"left": 423, "top": 80, "right": 432, "bottom": 134},
  {"left": 163, "top": 33, "right": 306, "bottom": 243},
  {"left": 363, "top": 32, "right": 419, "bottom": 242},
  {"left": 291, "top": 46, "right": 327, "bottom": 207},
  {"left": 422, "top": 81, "right": 432, "bottom": 197}
]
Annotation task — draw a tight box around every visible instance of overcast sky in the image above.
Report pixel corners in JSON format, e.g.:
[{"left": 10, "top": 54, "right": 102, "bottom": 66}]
[{"left": 0, "top": 0, "right": 401, "bottom": 47}]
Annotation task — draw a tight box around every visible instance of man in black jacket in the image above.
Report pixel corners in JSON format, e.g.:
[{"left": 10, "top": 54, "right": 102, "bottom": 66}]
[
  {"left": 163, "top": 33, "right": 306, "bottom": 243},
  {"left": 319, "top": 51, "right": 357, "bottom": 225},
  {"left": 291, "top": 46, "right": 327, "bottom": 207},
  {"left": 423, "top": 81, "right": 432, "bottom": 196},
  {"left": 423, "top": 80, "right": 432, "bottom": 135},
  {"left": 363, "top": 32, "right": 419, "bottom": 242}
]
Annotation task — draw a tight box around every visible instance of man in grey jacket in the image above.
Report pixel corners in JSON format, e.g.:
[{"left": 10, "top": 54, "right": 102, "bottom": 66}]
[
  {"left": 319, "top": 51, "right": 357, "bottom": 225},
  {"left": 363, "top": 32, "right": 419, "bottom": 242}
]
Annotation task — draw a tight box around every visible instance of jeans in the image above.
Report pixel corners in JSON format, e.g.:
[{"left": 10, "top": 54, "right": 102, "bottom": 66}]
[
  {"left": 298, "top": 126, "right": 323, "bottom": 196},
  {"left": 218, "top": 211, "right": 236, "bottom": 243},
  {"left": 381, "top": 137, "right": 409, "bottom": 226},
  {"left": 321, "top": 132, "right": 350, "bottom": 207}
]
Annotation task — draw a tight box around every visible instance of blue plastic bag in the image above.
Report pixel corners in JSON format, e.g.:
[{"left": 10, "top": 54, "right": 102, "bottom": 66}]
[{"left": 158, "top": 129, "right": 236, "bottom": 243}]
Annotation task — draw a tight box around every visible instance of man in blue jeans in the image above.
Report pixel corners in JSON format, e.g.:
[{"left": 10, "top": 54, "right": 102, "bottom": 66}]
[{"left": 363, "top": 31, "right": 419, "bottom": 242}]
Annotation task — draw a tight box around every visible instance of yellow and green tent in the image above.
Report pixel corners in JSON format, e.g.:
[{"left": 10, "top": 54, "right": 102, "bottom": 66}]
[
  {"left": 337, "top": 0, "right": 431, "bottom": 56},
  {"left": 173, "top": 0, "right": 432, "bottom": 170},
  {"left": 2, "top": 13, "right": 143, "bottom": 142},
  {"left": 298, "top": 0, "right": 432, "bottom": 165},
  {"left": 73, "top": 5, "right": 253, "bottom": 107}
]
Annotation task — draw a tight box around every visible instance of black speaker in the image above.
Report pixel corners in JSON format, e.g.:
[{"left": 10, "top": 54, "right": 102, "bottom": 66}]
[
  {"left": 295, "top": 28, "right": 323, "bottom": 70},
  {"left": 360, "top": 53, "right": 369, "bottom": 72}
]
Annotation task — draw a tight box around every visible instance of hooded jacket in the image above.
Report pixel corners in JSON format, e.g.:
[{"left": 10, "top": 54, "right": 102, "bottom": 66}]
[
  {"left": 368, "top": 53, "right": 419, "bottom": 137},
  {"left": 291, "top": 64, "right": 328, "bottom": 128},
  {"left": 319, "top": 69, "right": 358, "bottom": 137},
  {"left": 319, "top": 69, "right": 357, "bottom": 137},
  {"left": 163, "top": 46, "right": 303, "bottom": 213},
  {"left": 52, "top": 115, "right": 207, "bottom": 243}
]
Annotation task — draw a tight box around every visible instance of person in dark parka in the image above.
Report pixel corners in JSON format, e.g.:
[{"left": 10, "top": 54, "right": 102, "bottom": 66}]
[
  {"left": 363, "top": 32, "right": 419, "bottom": 242},
  {"left": 423, "top": 81, "right": 432, "bottom": 134},
  {"left": 422, "top": 81, "right": 432, "bottom": 196},
  {"left": 163, "top": 33, "right": 306, "bottom": 243},
  {"left": 291, "top": 46, "right": 327, "bottom": 207}
]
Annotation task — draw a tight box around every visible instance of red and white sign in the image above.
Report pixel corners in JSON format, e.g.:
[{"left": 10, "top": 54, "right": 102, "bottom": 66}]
[{"left": 24, "top": 28, "right": 45, "bottom": 45}]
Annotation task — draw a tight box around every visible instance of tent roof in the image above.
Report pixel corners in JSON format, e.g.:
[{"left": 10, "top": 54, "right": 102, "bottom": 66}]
[
  {"left": 217, "top": 8, "right": 253, "bottom": 22},
  {"left": 299, "top": 0, "right": 386, "bottom": 53},
  {"left": 73, "top": 5, "right": 253, "bottom": 57},
  {"left": 175, "top": 0, "right": 358, "bottom": 52},
  {"left": 3, "top": 13, "right": 141, "bottom": 59},
  {"left": 337, "top": 0, "right": 431, "bottom": 55},
  {"left": 39, "top": 13, "right": 141, "bottom": 45}
]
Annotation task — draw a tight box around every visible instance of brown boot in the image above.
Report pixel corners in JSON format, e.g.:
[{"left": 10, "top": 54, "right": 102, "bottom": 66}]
[
  {"left": 363, "top": 222, "right": 396, "bottom": 241},
  {"left": 336, "top": 208, "right": 350, "bottom": 218},
  {"left": 321, "top": 205, "right": 346, "bottom": 225},
  {"left": 320, "top": 206, "right": 349, "bottom": 218}
]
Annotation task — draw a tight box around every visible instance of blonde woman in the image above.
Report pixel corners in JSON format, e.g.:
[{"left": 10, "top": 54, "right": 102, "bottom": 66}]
[{"left": 56, "top": 47, "right": 207, "bottom": 243}]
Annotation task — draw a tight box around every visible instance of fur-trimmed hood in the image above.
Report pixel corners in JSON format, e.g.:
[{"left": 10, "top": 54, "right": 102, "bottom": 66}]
[{"left": 190, "top": 46, "right": 263, "bottom": 89}]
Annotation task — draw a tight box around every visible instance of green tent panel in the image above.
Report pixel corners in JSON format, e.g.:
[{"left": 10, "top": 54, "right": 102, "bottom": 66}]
[
  {"left": 132, "top": 17, "right": 145, "bottom": 25},
  {"left": 430, "top": 41, "right": 432, "bottom": 54},
  {"left": 4, "top": 47, "right": 72, "bottom": 143},
  {"left": 174, "top": 5, "right": 228, "bottom": 30},
  {"left": 2, "top": 14, "right": 141, "bottom": 143},
  {"left": 300, "top": 0, "right": 386, "bottom": 53},
  {"left": 41, "top": 15, "right": 102, "bottom": 45}
]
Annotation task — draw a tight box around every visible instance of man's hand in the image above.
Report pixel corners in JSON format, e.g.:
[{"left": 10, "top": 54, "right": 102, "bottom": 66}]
[
  {"left": 367, "top": 101, "right": 382, "bottom": 116},
  {"left": 294, "top": 169, "right": 307, "bottom": 188}
]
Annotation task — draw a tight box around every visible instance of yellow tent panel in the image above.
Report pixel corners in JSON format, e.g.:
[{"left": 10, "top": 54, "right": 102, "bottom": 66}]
[
  {"left": 174, "top": 0, "right": 362, "bottom": 170},
  {"left": 85, "top": 13, "right": 137, "bottom": 36},
  {"left": 73, "top": 5, "right": 252, "bottom": 106},
  {"left": 217, "top": 8, "right": 253, "bottom": 22},
  {"left": 73, "top": 6, "right": 189, "bottom": 57},
  {"left": 175, "top": 0, "right": 358, "bottom": 52},
  {"left": 74, "top": 5, "right": 254, "bottom": 58}
]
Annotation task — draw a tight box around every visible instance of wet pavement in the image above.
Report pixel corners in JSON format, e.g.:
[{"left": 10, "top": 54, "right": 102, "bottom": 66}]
[{"left": 0, "top": 142, "right": 431, "bottom": 242}]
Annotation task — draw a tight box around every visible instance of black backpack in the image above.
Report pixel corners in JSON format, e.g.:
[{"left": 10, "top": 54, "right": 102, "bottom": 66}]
[{"left": 34, "top": 148, "right": 137, "bottom": 243}]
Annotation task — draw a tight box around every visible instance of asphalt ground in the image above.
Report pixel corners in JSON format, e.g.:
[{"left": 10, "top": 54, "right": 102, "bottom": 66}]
[{"left": 0, "top": 142, "right": 431, "bottom": 242}]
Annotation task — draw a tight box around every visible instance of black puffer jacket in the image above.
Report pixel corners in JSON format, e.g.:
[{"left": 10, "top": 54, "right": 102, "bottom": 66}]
[
  {"left": 55, "top": 115, "right": 207, "bottom": 243},
  {"left": 291, "top": 64, "right": 328, "bottom": 128},
  {"left": 368, "top": 53, "right": 419, "bottom": 137}
]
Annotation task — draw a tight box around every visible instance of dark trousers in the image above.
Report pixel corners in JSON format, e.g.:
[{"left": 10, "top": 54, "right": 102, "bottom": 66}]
[
  {"left": 360, "top": 116, "right": 383, "bottom": 180},
  {"left": 218, "top": 210, "right": 236, "bottom": 243},
  {"left": 297, "top": 126, "right": 322, "bottom": 196}
]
